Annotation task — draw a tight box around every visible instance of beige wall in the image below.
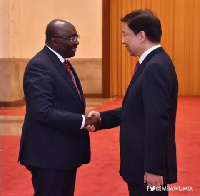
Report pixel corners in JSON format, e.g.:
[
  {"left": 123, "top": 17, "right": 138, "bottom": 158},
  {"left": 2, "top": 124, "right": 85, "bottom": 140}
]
[
  {"left": 0, "top": 0, "right": 11, "bottom": 58},
  {"left": 1, "top": 0, "right": 102, "bottom": 58},
  {"left": 0, "top": 0, "right": 102, "bottom": 103}
]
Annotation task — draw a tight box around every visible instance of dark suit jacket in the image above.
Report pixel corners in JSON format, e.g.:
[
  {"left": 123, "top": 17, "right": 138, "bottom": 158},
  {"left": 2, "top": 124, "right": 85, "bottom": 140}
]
[
  {"left": 101, "top": 47, "right": 178, "bottom": 184},
  {"left": 18, "top": 46, "right": 90, "bottom": 169}
]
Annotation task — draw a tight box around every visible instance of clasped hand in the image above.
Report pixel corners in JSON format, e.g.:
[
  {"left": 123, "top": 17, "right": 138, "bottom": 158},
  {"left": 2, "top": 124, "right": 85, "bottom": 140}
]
[{"left": 84, "top": 110, "right": 101, "bottom": 132}]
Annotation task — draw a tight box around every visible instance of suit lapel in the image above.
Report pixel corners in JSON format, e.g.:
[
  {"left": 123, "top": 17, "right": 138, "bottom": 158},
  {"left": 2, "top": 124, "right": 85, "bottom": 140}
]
[
  {"left": 43, "top": 46, "right": 85, "bottom": 108},
  {"left": 122, "top": 47, "right": 164, "bottom": 105}
]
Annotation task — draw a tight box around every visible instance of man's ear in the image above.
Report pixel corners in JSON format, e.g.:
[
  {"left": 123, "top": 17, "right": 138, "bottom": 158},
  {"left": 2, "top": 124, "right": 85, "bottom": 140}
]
[
  {"left": 137, "top": 31, "right": 146, "bottom": 43},
  {"left": 51, "top": 38, "right": 58, "bottom": 46}
]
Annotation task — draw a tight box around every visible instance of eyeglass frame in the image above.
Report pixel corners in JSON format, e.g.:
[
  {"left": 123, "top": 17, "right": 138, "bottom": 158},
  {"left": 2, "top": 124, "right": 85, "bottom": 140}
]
[{"left": 51, "top": 35, "right": 80, "bottom": 42}]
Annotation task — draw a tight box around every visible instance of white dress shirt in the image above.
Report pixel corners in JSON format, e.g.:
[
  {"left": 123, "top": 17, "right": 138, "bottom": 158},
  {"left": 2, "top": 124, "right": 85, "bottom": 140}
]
[{"left": 139, "top": 44, "right": 161, "bottom": 64}]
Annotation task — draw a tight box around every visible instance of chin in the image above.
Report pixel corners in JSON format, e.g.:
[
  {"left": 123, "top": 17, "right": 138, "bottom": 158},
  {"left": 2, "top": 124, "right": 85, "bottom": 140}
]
[
  {"left": 129, "top": 51, "right": 136, "bottom": 56},
  {"left": 129, "top": 52, "right": 134, "bottom": 56},
  {"left": 65, "top": 54, "right": 75, "bottom": 58},
  {"left": 69, "top": 52, "right": 76, "bottom": 58},
  {"left": 126, "top": 49, "right": 133, "bottom": 56}
]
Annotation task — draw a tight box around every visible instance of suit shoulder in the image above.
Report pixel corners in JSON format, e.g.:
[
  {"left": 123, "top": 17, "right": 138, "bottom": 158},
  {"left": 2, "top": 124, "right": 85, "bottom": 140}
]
[
  {"left": 26, "top": 49, "right": 53, "bottom": 71},
  {"left": 29, "top": 49, "right": 50, "bottom": 64},
  {"left": 147, "top": 51, "right": 174, "bottom": 69}
]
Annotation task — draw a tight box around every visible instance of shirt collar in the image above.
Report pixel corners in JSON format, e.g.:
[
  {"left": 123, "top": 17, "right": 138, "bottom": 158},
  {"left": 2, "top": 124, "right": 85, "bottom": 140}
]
[
  {"left": 139, "top": 44, "right": 161, "bottom": 64},
  {"left": 46, "top": 45, "right": 68, "bottom": 63}
]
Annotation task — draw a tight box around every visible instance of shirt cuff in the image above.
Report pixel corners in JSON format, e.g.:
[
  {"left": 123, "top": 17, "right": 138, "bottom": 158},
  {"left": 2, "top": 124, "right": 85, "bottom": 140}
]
[{"left": 80, "top": 115, "right": 85, "bottom": 129}]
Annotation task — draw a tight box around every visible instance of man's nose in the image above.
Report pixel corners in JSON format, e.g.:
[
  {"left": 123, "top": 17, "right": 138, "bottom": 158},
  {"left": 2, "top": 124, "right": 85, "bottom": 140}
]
[
  {"left": 74, "top": 40, "right": 79, "bottom": 45},
  {"left": 122, "top": 37, "right": 125, "bottom": 44}
]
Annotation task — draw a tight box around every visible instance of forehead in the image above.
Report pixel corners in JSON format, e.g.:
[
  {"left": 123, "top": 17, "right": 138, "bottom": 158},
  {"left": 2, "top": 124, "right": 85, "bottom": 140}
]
[
  {"left": 56, "top": 22, "right": 77, "bottom": 36},
  {"left": 122, "top": 22, "right": 132, "bottom": 34}
]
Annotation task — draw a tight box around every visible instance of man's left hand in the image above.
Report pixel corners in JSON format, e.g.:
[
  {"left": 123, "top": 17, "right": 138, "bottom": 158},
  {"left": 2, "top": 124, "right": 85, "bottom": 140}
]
[{"left": 144, "top": 172, "right": 163, "bottom": 187}]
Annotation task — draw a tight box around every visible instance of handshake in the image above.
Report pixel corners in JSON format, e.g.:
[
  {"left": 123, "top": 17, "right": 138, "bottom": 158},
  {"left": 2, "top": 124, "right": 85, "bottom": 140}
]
[{"left": 84, "top": 111, "right": 101, "bottom": 132}]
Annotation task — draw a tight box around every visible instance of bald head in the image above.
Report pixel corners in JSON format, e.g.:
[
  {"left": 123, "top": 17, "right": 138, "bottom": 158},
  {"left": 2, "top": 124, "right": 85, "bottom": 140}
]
[
  {"left": 45, "top": 19, "right": 79, "bottom": 58},
  {"left": 45, "top": 19, "right": 74, "bottom": 42}
]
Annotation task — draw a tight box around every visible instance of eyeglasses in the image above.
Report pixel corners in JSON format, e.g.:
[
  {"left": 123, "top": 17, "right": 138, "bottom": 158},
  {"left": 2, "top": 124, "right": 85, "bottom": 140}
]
[{"left": 51, "top": 35, "right": 80, "bottom": 42}]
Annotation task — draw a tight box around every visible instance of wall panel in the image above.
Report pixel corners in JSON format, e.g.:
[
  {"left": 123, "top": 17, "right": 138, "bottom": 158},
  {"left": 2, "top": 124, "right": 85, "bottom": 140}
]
[{"left": 0, "top": 0, "right": 103, "bottom": 103}]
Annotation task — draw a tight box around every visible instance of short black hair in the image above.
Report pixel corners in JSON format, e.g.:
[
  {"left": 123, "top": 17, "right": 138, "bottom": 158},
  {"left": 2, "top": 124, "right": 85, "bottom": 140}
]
[{"left": 121, "top": 9, "right": 162, "bottom": 43}]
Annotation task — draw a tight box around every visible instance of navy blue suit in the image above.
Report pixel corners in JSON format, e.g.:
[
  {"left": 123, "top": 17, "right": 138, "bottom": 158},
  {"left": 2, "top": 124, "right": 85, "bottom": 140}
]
[
  {"left": 18, "top": 46, "right": 90, "bottom": 195},
  {"left": 100, "top": 47, "right": 178, "bottom": 187}
]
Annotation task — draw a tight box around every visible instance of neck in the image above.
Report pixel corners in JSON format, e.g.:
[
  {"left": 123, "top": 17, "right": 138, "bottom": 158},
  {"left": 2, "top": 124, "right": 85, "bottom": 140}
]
[{"left": 138, "top": 42, "right": 160, "bottom": 57}]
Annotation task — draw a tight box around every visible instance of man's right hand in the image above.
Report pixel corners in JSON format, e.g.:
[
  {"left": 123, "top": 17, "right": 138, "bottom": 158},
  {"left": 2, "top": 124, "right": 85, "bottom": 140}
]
[{"left": 84, "top": 110, "right": 101, "bottom": 132}]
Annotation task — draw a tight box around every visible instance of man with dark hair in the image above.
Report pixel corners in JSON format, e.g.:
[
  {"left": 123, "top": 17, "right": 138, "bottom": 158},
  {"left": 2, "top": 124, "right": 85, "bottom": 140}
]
[
  {"left": 121, "top": 9, "right": 162, "bottom": 43},
  {"left": 18, "top": 19, "right": 99, "bottom": 196},
  {"left": 87, "top": 9, "right": 178, "bottom": 195}
]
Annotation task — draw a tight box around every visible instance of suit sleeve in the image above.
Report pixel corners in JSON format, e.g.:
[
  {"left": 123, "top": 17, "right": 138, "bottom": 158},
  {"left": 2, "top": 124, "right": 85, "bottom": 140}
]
[
  {"left": 23, "top": 62, "right": 82, "bottom": 133},
  {"left": 100, "top": 107, "right": 121, "bottom": 129},
  {"left": 142, "top": 62, "right": 172, "bottom": 175}
]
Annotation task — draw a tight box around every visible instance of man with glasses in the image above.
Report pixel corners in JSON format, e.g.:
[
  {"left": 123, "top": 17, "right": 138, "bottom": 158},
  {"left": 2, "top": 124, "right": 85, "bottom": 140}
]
[{"left": 18, "top": 19, "right": 99, "bottom": 196}]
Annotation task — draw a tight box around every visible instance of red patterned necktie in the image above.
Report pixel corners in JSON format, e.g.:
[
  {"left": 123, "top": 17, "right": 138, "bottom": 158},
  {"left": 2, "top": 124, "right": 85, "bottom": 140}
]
[
  {"left": 63, "top": 60, "right": 81, "bottom": 99},
  {"left": 134, "top": 61, "right": 140, "bottom": 74}
]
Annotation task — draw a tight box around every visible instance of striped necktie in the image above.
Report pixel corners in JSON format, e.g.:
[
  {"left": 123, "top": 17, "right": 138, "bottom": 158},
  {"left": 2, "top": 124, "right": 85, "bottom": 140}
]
[{"left": 63, "top": 60, "right": 81, "bottom": 99}]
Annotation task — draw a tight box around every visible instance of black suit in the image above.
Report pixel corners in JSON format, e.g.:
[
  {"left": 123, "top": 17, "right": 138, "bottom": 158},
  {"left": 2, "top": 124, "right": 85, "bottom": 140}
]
[
  {"left": 100, "top": 47, "right": 178, "bottom": 195},
  {"left": 18, "top": 46, "right": 90, "bottom": 195}
]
